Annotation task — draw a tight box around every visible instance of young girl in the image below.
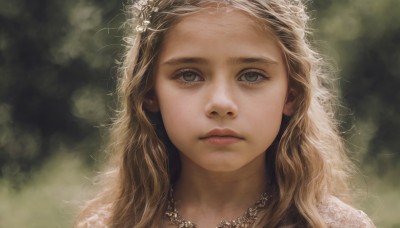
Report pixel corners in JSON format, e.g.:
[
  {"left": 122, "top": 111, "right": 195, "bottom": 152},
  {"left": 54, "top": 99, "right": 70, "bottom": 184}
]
[{"left": 77, "top": 0, "right": 375, "bottom": 227}]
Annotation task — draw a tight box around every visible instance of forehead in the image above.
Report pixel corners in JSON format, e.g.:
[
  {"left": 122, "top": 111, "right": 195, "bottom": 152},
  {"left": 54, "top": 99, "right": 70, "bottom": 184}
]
[
  {"left": 158, "top": 5, "right": 283, "bottom": 64},
  {"left": 166, "top": 6, "right": 276, "bottom": 41},
  {"left": 181, "top": 6, "right": 261, "bottom": 29}
]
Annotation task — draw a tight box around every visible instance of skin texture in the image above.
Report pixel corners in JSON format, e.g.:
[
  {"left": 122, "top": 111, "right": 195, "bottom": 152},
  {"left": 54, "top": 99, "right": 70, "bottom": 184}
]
[{"left": 152, "top": 6, "right": 295, "bottom": 227}]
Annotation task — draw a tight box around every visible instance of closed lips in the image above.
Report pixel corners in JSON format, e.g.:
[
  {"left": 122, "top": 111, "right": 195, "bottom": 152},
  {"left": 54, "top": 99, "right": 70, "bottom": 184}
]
[{"left": 200, "top": 129, "right": 244, "bottom": 140}]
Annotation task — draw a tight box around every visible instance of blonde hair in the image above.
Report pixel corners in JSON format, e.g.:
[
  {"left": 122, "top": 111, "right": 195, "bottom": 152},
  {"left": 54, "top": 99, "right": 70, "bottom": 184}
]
[{"left": 77, "top": 0, "right": 354, "bottom": 227}]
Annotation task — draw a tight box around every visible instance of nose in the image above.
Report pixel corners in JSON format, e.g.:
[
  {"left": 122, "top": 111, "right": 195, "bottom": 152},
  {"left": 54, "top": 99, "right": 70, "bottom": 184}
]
[{"left": 205, "top": 82, "right": 238, "bottom": 119}]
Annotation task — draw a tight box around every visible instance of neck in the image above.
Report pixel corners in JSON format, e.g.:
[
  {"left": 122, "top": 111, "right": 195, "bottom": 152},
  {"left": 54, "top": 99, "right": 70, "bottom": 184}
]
[{"left": 173, "top": 153, "right": 269, "bottom": 212}]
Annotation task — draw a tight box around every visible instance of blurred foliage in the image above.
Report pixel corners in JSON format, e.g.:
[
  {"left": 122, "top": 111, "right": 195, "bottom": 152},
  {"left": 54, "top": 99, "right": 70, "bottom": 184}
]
[
  {"left": 0, "top": 153, "right": 96, "bottom": 227},
  {"left": 0, "top": 0, "right": 399, "bottom": 227},
  {"left": 0, "top": 0, "right": 124, "bottom": 185},
  {"left": 311, "top": 0, "right": 400, "bottom": 176}
]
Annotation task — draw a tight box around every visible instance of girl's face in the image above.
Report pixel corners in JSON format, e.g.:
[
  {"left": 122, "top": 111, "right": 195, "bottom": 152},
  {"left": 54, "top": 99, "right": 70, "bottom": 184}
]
[{"left": 152, "top": 7, "right": 294, "bottom": 172}]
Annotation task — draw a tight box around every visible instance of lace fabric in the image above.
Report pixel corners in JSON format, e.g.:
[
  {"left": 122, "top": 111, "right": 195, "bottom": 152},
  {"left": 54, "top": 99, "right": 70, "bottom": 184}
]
[
  {"left": 77, "top": 196, "right": 375, "bottom": 228},
  {"left": 318, "top": 196, "right": 375, "bottom": 228}
]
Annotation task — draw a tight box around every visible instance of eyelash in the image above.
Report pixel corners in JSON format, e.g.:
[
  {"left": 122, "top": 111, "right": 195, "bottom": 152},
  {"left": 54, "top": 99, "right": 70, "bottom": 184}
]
[
  {"left": 237, "top": 70, "right": 269, "bottom": 84},
  {"left": 174, "top": 69, "right": 203, "bottom": 85},
  {"left": 173, "top": 69, "right": 269, "bottom": 86}
]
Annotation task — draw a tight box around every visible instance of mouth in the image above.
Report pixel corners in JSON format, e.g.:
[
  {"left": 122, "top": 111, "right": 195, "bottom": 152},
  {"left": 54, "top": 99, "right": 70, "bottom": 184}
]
[{"left": 199, "top": 128, "right": 244, "bottom": 145}]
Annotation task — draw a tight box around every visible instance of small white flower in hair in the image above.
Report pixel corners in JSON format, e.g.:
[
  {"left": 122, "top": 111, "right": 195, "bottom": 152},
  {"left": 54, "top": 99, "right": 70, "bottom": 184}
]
[{"left": 133, "top": 0, "right": 159, "bottom": 33}]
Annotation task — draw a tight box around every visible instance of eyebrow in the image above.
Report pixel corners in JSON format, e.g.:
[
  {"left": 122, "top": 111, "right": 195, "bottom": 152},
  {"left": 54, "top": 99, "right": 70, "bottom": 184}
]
[
  {"left": 163, "top": 57, "right": 208, "bottom": 65},
  {"left": 229, "top": 57, "right": 278, "bottom": 65},
  {"left": 162, "top": 56, "right": 278, "bottom": 66}
]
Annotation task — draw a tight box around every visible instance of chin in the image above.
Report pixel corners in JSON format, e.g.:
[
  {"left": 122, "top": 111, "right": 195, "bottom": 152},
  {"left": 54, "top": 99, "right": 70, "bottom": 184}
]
[{"left": 199, "top": 160, "right": 246, "bottom": 173}]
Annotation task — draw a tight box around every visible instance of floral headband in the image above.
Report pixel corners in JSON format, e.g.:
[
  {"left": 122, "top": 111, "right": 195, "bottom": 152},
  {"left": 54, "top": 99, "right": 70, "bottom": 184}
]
[{"left": 133, "top": 0, "right": 159, "bottom": 33}]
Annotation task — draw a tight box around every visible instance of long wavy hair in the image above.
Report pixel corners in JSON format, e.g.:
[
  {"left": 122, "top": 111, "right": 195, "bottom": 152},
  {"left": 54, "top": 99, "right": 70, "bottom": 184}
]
[{"left": 77, "top": 0, "right": 354, "bottom": 227}]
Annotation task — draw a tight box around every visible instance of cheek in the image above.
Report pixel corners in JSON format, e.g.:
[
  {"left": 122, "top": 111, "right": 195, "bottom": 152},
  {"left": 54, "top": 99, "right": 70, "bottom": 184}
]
[
  {"left": 242, "top": 93, "right": 286, "bottom": 140},
  {"left": 157, "top": 93, "right": 199, "bottom": 137},
  {"left": 247, "top": 105, "right": 283, "bottom": 132}
]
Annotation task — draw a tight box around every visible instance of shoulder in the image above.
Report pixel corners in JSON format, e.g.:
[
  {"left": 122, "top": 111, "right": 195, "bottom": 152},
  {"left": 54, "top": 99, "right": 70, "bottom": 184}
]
[
  {"left": 318, "top": 196, "right": 375, "bottom": 228},
  {"left": 76, "top": 203, "right": 112, "bottom": 228}
]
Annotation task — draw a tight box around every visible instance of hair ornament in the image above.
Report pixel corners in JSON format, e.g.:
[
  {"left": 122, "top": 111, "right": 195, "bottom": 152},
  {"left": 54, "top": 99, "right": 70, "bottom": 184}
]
[{"left": 133, "top": 0, "right": 159, "bottom": 33}]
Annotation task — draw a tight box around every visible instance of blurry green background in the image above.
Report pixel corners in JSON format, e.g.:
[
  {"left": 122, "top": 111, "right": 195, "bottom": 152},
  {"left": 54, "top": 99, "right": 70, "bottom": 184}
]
[{"left": 0, "top": 0, "right": 399, "bottom": 227}]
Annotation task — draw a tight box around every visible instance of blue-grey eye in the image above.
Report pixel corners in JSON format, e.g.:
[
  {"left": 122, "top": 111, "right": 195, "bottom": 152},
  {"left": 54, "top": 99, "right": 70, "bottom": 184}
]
[
  {"left": 178, "top": 70, "right": 202, "bottom": 82},
  {"left": 238, "top": 71, "right": 265, "bottom": 82}
]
